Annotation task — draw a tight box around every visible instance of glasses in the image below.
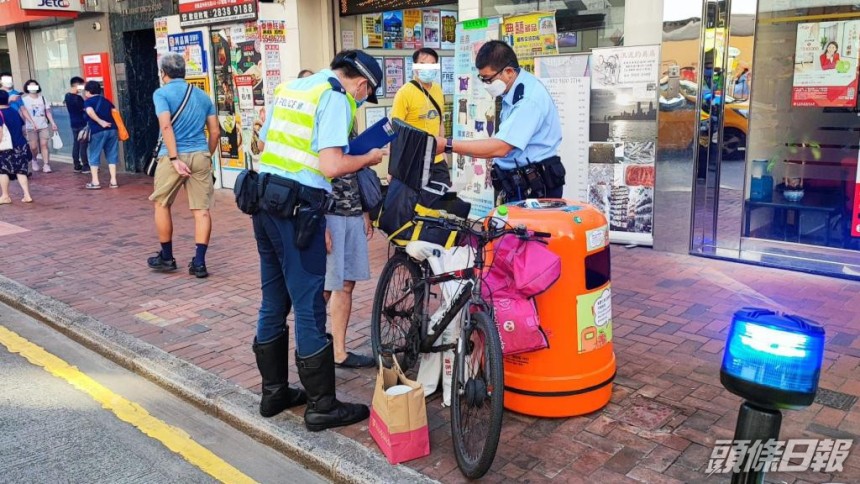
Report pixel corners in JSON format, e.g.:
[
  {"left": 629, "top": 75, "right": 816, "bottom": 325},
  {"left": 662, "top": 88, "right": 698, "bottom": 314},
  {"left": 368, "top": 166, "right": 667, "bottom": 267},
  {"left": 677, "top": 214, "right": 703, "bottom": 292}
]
[{"left": 478, "top": 62, "right": 512, "bottom": 84}]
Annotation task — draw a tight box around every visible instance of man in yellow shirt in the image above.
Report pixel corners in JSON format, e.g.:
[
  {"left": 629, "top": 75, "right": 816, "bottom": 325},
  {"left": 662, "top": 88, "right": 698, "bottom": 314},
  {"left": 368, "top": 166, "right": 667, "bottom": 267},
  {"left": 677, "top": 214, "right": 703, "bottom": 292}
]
[{"left": 390, "top": 48, "right": 448, "bottom": 181}]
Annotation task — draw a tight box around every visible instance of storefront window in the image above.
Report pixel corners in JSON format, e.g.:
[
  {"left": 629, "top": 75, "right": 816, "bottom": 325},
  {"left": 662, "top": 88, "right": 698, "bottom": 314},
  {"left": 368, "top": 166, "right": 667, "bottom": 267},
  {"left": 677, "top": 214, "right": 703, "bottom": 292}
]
[
  {"left": 481, "top": 0, "right": 625, "bottom": 52},
  {"left": 30, "top": 26, "right": 79, "bottom": 105},
  {"left": 744, "top": 1, "right": 860, "bottom": 251}
]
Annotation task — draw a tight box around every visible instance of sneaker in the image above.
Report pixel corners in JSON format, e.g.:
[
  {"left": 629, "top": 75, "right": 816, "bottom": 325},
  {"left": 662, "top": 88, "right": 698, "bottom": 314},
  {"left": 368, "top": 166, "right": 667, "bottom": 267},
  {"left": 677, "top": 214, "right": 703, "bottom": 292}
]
[
  {"left": 82, "top": 169, "right": 91, "bottom": 174},
  {"left": 147, "top": 252, "right": 177, "bottom": 272},
  {"left": 42, "top": 165, "right": 52, "bottom": 173},
  {"left": 188, "top": 260, "right": 209, "bottom": 278},
  {"left": 73, "top": 168, "right": 82, "bottom": 173}
]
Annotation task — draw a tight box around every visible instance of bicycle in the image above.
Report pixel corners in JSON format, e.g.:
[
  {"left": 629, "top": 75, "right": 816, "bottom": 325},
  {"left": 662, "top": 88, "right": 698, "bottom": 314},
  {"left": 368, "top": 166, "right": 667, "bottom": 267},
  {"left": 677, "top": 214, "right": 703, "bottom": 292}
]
[{"left": 370, "top": 212, "right": 550, "bottom": 478}]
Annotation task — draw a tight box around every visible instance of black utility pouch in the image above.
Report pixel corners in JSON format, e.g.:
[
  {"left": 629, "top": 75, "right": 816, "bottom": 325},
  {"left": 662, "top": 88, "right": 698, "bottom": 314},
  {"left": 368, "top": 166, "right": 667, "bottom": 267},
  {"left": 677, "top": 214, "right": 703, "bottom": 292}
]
[
  {"left": 524, "top": 165, "right": 547, "bottom": 198},
  {"left": 508, "top": 168, "right": 529, "bottom": 198},
  {"left": 262, "top": 179, "right": 298, "bottom": 218},
  {"left": 540, "top": 156, "right": 566, "bottom": 190},
  {"left": 294, "top": 204, "right": 324, "bottom": 250},
  {"left": 234, "top": 169, "right": 261, "bottom": 215}
]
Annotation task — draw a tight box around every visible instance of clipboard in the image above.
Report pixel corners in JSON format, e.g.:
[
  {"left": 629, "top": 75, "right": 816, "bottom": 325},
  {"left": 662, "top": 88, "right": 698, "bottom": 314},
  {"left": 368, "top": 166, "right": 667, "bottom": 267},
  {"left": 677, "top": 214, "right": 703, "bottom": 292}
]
[{"left": 349, "top": 117, "right": 397, "bottom": 155}]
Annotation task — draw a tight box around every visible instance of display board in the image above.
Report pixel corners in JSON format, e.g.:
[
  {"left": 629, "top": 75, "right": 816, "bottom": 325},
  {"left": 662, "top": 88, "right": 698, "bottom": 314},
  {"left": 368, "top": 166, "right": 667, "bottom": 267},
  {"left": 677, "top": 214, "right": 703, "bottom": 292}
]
[
  {"left": 501, "top": 11, "right": 558, "bottom": 73},
  {"left": 340, "top": 0, "right": 452, "bottom": 16},
  {"left": 451, "top": 17, "right": 502, "bottom": 219},
  {"left": 535, "top": 54, "right": 591, "bottom": 203},
  {"left": 588, "top": 45, "right": 660, "bottom": 246},
  {"left": 179, "top": 0, "right": 257, "bottom": 27}
]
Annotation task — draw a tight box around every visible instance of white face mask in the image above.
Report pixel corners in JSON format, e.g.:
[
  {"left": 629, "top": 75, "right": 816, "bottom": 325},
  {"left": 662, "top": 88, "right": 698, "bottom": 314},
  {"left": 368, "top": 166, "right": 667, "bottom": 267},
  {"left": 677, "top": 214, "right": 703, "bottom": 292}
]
[
  {"left": 76, "top": 85, "right": 85, "bottom": 93},
  {"left": 484, "top": 78, "right": 507, "bottom": 98},
  {"left": 1, "top": 77, "right": 13, "bottom": 89},
  {"left": 27, "top": 86, "right": 39, "bottom": 93}
]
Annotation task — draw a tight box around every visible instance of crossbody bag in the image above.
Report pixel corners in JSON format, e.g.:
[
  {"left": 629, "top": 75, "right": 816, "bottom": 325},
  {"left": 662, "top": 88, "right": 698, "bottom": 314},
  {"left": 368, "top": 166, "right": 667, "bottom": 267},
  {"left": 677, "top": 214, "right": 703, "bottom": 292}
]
[
  {"left": 409, "top": 80, "right": 442, "bottom": 117},
  {"left": 77, "top": 97, "right": 102, "bottom": 143},
  {"left": 145, "top": 85, "right": 193, "bottom": 177}
]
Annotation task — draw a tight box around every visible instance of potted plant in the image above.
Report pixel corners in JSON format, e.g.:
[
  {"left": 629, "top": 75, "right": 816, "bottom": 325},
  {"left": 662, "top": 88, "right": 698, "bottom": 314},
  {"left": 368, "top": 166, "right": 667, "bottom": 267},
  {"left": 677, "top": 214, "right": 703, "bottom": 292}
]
[{"left": 765, "top": 141, "right": 820, "bottom": 202}]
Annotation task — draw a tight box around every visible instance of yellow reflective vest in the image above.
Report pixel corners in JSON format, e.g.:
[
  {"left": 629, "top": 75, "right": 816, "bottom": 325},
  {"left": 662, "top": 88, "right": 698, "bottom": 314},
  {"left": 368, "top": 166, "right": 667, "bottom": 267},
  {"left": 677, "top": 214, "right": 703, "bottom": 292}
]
[{"left": 260, "top": 78, "right": 356, "bottom": 180}]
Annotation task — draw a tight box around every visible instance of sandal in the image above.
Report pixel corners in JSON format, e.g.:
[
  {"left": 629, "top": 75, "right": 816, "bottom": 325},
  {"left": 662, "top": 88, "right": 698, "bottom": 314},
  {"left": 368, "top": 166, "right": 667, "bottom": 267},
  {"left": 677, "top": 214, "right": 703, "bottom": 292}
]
[
  {"left": 110, "top": 183, "right": 119, "bottom": 189},
  {"left": 85, "top": 183, "right": 101, "bottom": 190},
  {"left": 0, "top": 197, "right": 11, "bottom": 205},
  {"left": 21, "top": 198, "right": 32, "bottom": 203},
  {"left": 335, "top": 352, "right": 376, "bottom": 369}
]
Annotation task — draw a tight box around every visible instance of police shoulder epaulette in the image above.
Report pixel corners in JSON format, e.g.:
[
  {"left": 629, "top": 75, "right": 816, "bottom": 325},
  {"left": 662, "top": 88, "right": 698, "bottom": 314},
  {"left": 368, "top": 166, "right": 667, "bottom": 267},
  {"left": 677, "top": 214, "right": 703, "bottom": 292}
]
[
  {"left": 513, "top": 83, "right": 525, "bottom": 105},
  {"left": 328, "top": 77, "right": 347, "bottom": 94}
]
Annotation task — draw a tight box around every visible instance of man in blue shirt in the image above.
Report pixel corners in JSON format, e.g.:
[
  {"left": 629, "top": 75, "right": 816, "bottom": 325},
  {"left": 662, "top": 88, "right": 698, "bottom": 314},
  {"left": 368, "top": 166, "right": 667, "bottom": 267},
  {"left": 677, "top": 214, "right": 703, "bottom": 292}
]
[
  {"left": 250, "top": 50, "right": 384, "bottom": 432},
  {"left": 436, "top": 41, "right": 565, "bottom": 203},
  {"left": 65, "top": 76, "right": 88, "bottom": 173},
  {"left": 147, "top": 52, "right": 220, "bottom": 278},
  {"left": 0, "top": 72, "right": 36, "bottom": 132}
]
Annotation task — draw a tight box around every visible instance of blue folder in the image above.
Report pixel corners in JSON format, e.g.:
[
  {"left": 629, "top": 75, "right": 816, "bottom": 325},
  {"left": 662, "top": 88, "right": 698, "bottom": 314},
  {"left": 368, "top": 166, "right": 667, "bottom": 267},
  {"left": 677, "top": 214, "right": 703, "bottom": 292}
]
[{"left": 349, "top": 117, "right": 398, "bottom": 155}]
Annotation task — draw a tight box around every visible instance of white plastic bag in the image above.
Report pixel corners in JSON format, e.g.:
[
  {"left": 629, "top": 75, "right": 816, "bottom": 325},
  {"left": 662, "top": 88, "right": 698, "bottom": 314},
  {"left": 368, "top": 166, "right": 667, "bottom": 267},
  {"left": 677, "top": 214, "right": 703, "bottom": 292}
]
[
  {"left": 51, "top": 131, "right": 63, "bottom": 150},
  {"left": 408, "top": 242, "right": 475, "bottom": 406}
]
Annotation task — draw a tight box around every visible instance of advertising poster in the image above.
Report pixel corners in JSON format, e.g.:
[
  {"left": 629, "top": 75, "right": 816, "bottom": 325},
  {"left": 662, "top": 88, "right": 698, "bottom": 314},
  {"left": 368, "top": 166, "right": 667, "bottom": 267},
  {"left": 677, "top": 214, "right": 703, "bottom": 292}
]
[
  {"left": 423, "top": 10, "right": 441, "bottom": 49},
  {"left": 154, "top": 17, "right": 169, "bottom": 53},
  {"left": 575, "top": 287, "right": 612, "bottom": 353},
  {"left": 385, "top": 57, "right": 405, "bottom": 96},
  {"left": 536, "top": 55, "right": 591, "bottom": 202},
  {"left": 383, "top": 10, "right": 404, "bottom": 49},
  {"left": 342, "top": 30, "right": 356, "bottom": 50},
  {"left": 168, "top": 32, "right": 207, "bottom": 77},
  {"left": 258, "top": 20, "right": 286, "bottom": 43},
  {"left": 366, "top": 107, "right": 386, "bottom": 129},
  {"left": 588, "top": 45, "right": 659, "bottom": 245},
  {"left": 186, "top": 76, "right": 211, "bottom": 96},
  {"left": 245, "top": 21, "right": 260, "bottom": 41},
  {"left": 211, "top": 30, "right": 242, "bottom": 169},
  {"left": 363, "top": 14, "right": 383, "bottom": 48},
  {"left": 403, "top": 9, "right": 423, "bottom": 50},
  {"left": 452, "top": 17, "right": 501, "bottom": 219},
  {"left": 235, "top": 40, "right": 264, "bottom": 108},
  {"left": 441, "top": 56, "right": 455, "bottom": 96},
  {"left": 792, "top": 20, "right": 860, "bottom": 108},
  {"left": 502, "top": 12, "right": 558, "bottom": 73},
  {"left": 404, "top": 56, "right": 414, "bottom": 82},
  {"left": 179, "top": 0, "right": 257, "bottom": 27},
  {"left": 373, "top": 57, "right": 386, "bottom": 99},
  {"left": 441, "top": 11, "right": 458, "bottom": 50}
]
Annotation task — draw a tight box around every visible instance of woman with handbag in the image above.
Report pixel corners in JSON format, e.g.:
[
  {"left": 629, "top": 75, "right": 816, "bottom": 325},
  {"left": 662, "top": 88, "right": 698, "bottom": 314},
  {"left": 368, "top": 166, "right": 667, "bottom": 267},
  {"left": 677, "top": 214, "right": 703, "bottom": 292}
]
[
  {"left": 21, "top": 79, "right": 58, "bottom": 173},
  {"left": 0, "top": 90, "right": 34, "bottom": 204},
  {"left": 82, "top": 81, "right": 120, "bottom": 189}
]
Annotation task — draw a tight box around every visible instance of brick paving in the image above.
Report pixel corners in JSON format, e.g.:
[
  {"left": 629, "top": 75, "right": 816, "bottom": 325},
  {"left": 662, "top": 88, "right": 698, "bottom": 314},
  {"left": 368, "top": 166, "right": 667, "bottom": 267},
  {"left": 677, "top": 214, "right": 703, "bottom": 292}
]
[{"left": 1, "top": 164, "right": 859, "bottom": 483}]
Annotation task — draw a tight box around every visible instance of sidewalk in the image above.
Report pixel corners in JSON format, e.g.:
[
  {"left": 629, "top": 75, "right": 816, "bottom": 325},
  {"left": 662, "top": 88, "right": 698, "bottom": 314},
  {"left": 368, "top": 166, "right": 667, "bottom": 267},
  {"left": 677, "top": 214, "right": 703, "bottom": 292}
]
[{"left": 1, "top": 165, "right": 858, "bottom": 483}]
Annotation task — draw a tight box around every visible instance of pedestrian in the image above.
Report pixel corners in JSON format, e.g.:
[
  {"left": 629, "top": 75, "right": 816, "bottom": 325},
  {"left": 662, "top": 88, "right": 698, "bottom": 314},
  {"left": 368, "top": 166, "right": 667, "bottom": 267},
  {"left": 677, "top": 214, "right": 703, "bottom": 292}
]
[
  {"left": 21, "top": 80, "right": 58, "bottom": 173},
  {"left": 65, "top": 76, "right": 89, "bottom": 174},
  {"left": 0, "top": 90, "right": 33, "bottom": 204},
  {"left": 436, "top": 41, "right": 564, "bottom": 203},
  {"left": 82, "top": 81, "right": 119, "bottom": 190},
  {"left": 323, "top": 173, "right": 375, "bottom": 369},
  {"left": 0, "top": 73, "right": 36, "bottom": 132},
  {"left": 734, "top": 68, "right": 750, "bottom": 100},
  {"left": 391, "top": 47, "right": 449, "bottom": 184},
  {"left": 146, "top": 52, "right": 220, "bottom": 278},
  {"left": 297, "top": 69, "right": 314, "bottom": 78},
  {"left": 251, "top": 50, "right": 384, "bottom": 431}
]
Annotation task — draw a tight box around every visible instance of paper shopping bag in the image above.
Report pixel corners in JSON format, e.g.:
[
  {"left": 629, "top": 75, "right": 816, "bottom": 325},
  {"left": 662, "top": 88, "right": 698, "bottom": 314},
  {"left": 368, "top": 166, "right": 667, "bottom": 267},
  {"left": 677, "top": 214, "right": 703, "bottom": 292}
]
[{"left": 369, "top": 358, "right": 430, "bottom": 464}]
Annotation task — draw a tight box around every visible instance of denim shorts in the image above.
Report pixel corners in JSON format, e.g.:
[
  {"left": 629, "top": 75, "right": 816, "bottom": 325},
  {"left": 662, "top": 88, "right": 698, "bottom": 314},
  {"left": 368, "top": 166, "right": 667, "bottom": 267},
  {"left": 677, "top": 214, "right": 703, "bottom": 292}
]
[{"left": 88, "top": 129, "right": 119, "bottom": 166}]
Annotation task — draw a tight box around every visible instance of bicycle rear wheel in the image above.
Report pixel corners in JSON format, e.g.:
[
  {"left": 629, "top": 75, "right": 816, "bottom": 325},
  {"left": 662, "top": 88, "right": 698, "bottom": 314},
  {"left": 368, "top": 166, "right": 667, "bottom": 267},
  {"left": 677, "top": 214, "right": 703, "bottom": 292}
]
[
  {"left": 450, "top": 311, "right": 504, "bottom": 479},
  {"left": 371, "top": 252, "right": 424, "bottom": 372}
]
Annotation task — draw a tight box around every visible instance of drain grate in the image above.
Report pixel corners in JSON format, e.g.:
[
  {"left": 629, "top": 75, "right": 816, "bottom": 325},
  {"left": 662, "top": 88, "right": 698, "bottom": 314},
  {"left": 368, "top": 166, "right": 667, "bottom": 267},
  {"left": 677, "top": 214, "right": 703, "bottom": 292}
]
[{"left": 814, "top": 388, "right": 858, "bottom": 411}]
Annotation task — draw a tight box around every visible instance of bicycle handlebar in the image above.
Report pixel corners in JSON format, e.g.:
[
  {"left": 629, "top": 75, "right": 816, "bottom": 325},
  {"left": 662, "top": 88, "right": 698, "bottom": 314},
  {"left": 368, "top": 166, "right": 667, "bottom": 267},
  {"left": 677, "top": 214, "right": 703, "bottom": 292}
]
[{"left": 413, "top": 213, "right": 551, "bottom": 241}]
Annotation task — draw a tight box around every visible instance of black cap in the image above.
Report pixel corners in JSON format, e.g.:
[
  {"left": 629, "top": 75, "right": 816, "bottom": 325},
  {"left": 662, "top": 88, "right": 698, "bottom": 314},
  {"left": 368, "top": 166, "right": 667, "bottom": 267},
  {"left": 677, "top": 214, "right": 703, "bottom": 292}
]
[{"left": 340, "top": 50, "right": 383, "bottom": 104}]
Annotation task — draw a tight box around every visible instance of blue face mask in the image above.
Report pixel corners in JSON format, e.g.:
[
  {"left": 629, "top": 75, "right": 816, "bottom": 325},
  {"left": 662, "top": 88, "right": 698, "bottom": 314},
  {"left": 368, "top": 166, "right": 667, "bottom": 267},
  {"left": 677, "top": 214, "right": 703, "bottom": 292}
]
[
  {"left": 417, "top": 69, "right": 438, "bottom": 84},
  {"left": 353, "top": 83, "right": 369, "bottom": 108}
]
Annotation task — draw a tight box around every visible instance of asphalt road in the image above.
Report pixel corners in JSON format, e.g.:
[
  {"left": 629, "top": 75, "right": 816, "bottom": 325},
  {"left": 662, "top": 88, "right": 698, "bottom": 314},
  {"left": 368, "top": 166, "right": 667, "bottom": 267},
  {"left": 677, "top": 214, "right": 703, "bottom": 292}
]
[{"left": 0, "top": 301, "right": 328, "bottom": 484}]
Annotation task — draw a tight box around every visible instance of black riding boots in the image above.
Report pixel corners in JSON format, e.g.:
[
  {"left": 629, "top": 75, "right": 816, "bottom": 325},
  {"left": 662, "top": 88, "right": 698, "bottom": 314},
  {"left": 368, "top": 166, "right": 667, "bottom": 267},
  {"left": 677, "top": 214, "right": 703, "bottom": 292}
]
[
  {"left": 253, "top": 333, "right": 307, "bottom": 418},
  {"left": 296, "top": 336, "right": 370, "bottom": 432}
]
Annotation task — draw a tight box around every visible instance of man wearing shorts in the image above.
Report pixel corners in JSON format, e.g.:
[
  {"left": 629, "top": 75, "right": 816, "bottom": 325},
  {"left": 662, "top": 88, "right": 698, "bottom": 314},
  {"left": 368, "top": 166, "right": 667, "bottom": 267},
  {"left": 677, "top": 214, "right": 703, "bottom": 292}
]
[
  {"left": 323, "top": 174, "right": 374, "bottom": 368},
  {"left": 147, "top": 52, "right": 221, "bottom": 278}
]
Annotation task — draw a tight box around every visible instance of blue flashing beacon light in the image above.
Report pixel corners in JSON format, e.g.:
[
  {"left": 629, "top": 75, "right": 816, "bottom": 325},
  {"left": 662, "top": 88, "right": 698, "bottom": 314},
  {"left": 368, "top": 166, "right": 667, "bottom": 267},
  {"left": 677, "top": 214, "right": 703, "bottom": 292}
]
[{"left": 720, "top": 308, "right": 825, "bottom": 410}]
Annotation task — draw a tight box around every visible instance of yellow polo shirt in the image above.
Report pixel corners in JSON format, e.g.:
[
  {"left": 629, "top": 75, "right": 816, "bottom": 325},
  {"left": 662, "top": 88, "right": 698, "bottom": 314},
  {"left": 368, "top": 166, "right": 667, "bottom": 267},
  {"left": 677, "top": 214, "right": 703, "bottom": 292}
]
[{"left": 390, "top": 80, "right": 445, "bottom": 163}]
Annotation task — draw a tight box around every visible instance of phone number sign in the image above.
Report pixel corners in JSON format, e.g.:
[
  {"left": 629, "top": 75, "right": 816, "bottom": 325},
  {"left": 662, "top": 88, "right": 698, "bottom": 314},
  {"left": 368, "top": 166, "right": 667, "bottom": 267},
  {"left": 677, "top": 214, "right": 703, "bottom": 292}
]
[{"left": 179, "top": 0, "right": 257, "bottom": 27}]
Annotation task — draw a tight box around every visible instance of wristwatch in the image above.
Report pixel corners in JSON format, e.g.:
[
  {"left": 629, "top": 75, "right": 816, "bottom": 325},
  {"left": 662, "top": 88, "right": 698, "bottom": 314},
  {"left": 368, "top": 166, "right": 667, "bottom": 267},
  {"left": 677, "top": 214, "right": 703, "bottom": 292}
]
[
  {"left": 169, "top": 157, "right": 178, "bottom": 161},
  {"left": 445, "top": 137, "right": 453, "bottom": 154}
]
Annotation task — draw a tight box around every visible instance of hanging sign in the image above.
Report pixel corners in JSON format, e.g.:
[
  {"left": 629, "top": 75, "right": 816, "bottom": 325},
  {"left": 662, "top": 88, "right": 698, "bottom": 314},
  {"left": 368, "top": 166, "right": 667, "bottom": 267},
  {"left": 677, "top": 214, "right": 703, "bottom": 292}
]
[
  {"left": 502, "top": 11, "right": 558, "bottom": 73},
  {"left": 178, "top": 0, "right": 257, "bottom": 27},
  {"left": 19, "top": 0, "right": 83, "bottom": 12},
  {"left": 168, "top": 32, "right": 207, "bottom": 76},
  {"left": 340, "top": 0, "right": 452, "bottom": 17}
]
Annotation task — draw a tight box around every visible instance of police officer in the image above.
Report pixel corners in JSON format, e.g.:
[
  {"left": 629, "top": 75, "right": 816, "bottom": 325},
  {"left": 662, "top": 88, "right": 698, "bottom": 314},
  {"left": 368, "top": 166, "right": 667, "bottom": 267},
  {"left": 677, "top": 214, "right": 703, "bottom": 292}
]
[
  {"left": 252, "top": 50, "right": 384, "bottom": 432},
  {"left": 435, "top": 40, "right": 564, "bottom": 203}
]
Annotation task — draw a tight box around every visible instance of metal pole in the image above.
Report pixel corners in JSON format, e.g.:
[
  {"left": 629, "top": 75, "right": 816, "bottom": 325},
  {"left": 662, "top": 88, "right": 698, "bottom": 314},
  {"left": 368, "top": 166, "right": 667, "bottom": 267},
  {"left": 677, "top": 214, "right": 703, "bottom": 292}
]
[{"left": 731, "top": 401, "right": 782, "bottom": 484}]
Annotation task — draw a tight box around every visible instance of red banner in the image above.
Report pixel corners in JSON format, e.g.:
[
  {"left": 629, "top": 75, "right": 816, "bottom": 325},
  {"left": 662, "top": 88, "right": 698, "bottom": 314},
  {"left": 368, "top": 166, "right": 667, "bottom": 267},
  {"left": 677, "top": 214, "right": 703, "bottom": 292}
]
[{"left": 178, "top": 0, "right": 257, "bottom": 27}]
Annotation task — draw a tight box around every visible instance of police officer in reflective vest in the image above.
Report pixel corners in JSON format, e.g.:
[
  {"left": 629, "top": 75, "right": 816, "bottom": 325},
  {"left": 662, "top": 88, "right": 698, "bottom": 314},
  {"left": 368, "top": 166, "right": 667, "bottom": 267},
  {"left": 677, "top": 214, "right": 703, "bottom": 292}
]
[
  {"left": 252, "top": 50, "right": 384, "bottom": 431},
  {"left": 436, "top": 40, "right": 565, "bottom": 203}
]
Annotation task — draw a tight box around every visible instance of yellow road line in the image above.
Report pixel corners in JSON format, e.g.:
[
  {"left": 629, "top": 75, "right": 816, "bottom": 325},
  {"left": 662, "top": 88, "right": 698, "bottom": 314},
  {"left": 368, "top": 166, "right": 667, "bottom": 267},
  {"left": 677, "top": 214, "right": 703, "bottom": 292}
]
[{"left": 0, "top": 325, "right": 255, "bottom": 484}]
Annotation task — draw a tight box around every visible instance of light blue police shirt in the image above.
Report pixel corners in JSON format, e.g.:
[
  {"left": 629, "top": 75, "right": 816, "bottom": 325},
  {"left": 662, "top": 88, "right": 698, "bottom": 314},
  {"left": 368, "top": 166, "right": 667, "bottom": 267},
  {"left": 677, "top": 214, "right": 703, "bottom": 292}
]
[
  {"left": 493, "top": 69, "right": 562, "bottom": 171},
  {"left": 259, "top": 69, "right": 353, "bottom": 192}
]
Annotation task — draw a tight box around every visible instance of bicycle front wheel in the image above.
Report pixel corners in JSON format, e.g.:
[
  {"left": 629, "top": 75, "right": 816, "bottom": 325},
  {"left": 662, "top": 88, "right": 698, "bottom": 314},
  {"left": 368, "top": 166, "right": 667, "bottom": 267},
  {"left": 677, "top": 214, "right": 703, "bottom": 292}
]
[
  {"left": 451, "top": 311, "right": 504, "bottom": 479},
  {"left": 370, "top": 252, "right": 424, "bottom": 372}
]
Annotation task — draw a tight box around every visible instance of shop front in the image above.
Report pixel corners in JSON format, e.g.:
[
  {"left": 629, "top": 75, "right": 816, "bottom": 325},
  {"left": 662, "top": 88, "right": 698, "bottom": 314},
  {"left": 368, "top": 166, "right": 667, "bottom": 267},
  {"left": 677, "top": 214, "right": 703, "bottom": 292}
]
[
  {"left": 655, "top": 0, "right": 860, "bottom": 279},
  {"left": 0, "top": 1, "right": 113, "bottom": 163}
]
